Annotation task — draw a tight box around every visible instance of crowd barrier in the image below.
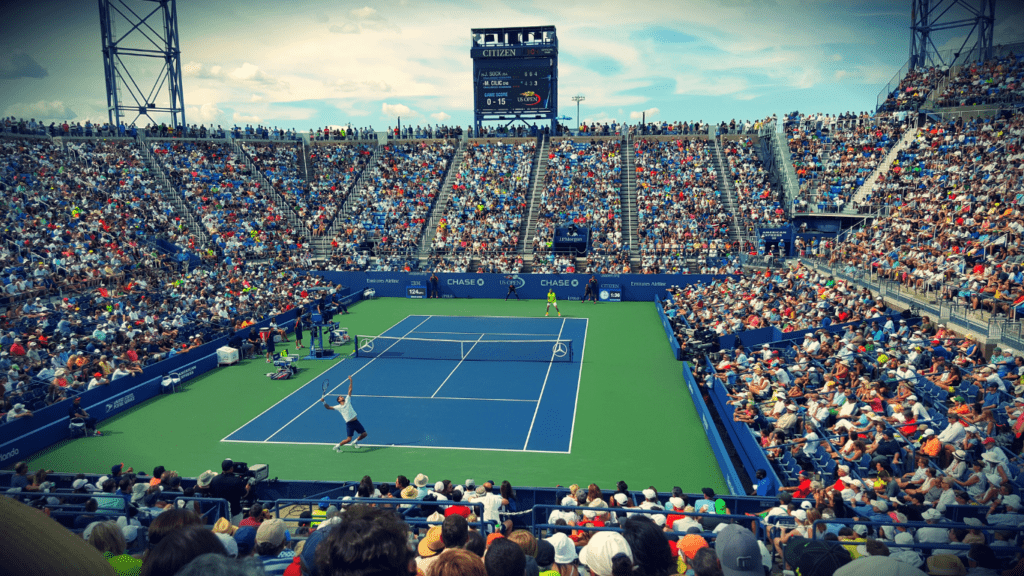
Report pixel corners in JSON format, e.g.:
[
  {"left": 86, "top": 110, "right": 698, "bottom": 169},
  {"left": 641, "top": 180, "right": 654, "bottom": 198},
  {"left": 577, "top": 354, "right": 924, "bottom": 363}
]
[
  {"left": 0, "top": 297, "right": 351, "bottom": 466},
  {"left": 532, "top": 506, "right": 765, "bottom": 539},
  {"left": 682, "top": 363, "right": 748, "bottom": 497},
  {"left": 701, "top": 356, "right": 784, "bottom": 496},
  {"left": 717, "top": 312, "right": 912, "bottom": 351},
  {"left": 308, "top": 271, "right": 738, "bottom": 302},
  {"left": 655, "top": 298, "right": 682, "bottom": 360}
]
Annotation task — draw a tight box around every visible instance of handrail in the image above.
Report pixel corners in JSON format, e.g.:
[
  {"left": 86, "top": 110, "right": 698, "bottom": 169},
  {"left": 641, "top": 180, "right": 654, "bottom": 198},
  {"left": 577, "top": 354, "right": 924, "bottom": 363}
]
[
  {"left": 272, "top": 497, "right": 491, "bottom": 533},
  {"left": 530, "top": 505, "right": 764, "bottom": 540}
]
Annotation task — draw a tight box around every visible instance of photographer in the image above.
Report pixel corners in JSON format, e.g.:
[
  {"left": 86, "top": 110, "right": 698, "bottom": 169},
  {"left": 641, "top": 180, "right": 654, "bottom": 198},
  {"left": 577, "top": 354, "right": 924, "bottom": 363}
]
[{"left": 209, "top": 458, "right": 251, "bottom": 524}]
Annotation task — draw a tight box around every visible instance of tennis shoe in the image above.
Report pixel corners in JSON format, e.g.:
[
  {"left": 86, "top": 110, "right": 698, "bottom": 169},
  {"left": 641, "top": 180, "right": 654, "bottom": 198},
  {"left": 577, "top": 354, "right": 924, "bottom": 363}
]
[
  {"left": 557, "top": 312, "right": 561, "bottom": 317},
  {"left": 545, "top": 312, "right": 548, "bottom": 316},
  {"left": 351, "top": 442, "right": 360, "bottom": 448},
  {"left": 333, "top": 444, "right": 342, "bottom": 453}
]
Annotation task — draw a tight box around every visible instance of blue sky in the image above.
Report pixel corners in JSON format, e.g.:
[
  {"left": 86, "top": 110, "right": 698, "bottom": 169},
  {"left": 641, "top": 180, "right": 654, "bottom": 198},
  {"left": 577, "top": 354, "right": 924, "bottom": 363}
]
[{"left": 2, "top": 0, "right": 1023, "bottom": 130}]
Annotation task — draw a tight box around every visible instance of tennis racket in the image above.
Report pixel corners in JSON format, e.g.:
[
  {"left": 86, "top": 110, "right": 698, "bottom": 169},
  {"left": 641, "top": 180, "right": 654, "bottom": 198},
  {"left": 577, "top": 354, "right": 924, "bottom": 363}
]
[{"left": 322, "top": 378, "right": 330, "bottom": 399}]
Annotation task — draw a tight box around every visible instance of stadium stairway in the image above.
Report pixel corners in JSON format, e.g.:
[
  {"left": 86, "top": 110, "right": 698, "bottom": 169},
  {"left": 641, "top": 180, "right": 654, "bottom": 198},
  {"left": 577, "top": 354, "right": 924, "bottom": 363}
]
[
  {"left": 416, "top": 139, "right": 467, "bottom": 259},
  {"left": 136, "top": 136, "right": 212, "bottom": 247},
  {"left": 767, "top": 124, "right": 801, "bottom": 218},
  {"left": 314, "top": 139, "right": 383, "bottom": 259},
  {"left": 843, "top": 126, "right": 919, "bottom": 214},
  {"left": 330, "top": 141, "right": 384, "bottom": 224},
  {"left": 299, "top": 139, "right": 315, "bottom": 182},
  {"left": 621, "top": 132, "right": 639, "bottom": 258},
  {"left": 231, "top": 140, "right": 306, "bottom": 233},
  {"left": 517, "top": 135, "right": 551, "bottom": 269},
  {"left": 710, "top": 137, "right": 744, "bottom": 246}
]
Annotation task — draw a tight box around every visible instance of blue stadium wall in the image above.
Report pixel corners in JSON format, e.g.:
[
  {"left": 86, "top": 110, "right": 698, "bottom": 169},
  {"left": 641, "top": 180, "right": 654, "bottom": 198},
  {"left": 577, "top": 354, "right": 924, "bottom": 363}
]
[{"left": 310, "top": 271, "right": 736, "bottom": 302}]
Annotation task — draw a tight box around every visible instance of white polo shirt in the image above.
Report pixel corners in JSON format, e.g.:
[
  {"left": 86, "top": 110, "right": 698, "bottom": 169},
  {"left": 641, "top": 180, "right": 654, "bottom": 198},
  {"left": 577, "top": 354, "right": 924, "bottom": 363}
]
[{"left": 333, "top": 395, "right": 357, "bottom": 422}]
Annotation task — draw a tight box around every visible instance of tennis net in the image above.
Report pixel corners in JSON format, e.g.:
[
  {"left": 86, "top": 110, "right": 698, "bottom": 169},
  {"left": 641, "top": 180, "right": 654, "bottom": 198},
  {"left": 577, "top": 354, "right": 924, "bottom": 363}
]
[{"left": 353, "top": 335, "right": 574, "bottom": 363}]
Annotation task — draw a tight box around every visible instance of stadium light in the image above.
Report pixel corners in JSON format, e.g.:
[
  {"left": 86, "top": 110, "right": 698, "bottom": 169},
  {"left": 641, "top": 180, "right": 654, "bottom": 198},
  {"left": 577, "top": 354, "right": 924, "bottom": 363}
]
[{"left": 571, "top": 95, "right": 585, "bottom": 131}]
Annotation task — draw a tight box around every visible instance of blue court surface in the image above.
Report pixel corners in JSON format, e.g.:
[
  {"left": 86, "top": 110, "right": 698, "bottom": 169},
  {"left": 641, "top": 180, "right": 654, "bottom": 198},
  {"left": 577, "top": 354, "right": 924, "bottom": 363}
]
[{"left": 222, "top": 315, "right": 587, "bottom": 453}]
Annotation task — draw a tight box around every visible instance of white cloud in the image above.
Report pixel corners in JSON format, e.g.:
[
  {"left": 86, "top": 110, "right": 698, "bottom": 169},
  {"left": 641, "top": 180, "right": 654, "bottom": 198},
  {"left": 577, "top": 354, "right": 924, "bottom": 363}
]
[
  {"left": 233, "top": 112, "right": 262, "bottom": 123},
  {"left": 187, "top": 103, "right": 223, "bottom": 123},
  {"left": 629, "top": 107, "right": 659, "bottom": 120},
  {"left": 250, "top": 94, "right": 267, "bottom": 103},
  {"left": 4, "top": 99, "right": 75, "bottom": 120},
  {"left": 329, "top": 23, "right": 360, "bottom": 34},
  {"left": 352, "top": 6, "right": 378, "bottom": 19},
  {"left": 382, "top": 102, "right": 416, "bottom": 117},
  {"left": 228, "top": 63, "right": 278, "bottom": 85},
  {"left": 430, "top": 112, "right": 451, "bottom": 121},
  {"left": 335, "top": 79, "right": 392, "bottom": 93},
  {"left": 328, "top": 5, "right": 397, "bottom": 34},
  {"left": 182, "top": 61, "right": 223, "bottom": 79}
]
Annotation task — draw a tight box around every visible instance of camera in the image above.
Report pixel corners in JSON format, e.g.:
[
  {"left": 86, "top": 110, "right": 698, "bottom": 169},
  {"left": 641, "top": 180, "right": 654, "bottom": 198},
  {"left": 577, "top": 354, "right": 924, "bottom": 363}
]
[{"left": 230, "top": 462, "right": 269, "bottom": 483}]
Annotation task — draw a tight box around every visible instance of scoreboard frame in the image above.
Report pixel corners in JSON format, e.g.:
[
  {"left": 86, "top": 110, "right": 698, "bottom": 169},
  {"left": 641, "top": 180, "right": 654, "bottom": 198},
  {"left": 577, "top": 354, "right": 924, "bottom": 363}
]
[{"left": 471, "top": 26, "right": 558, "bottom": 134}]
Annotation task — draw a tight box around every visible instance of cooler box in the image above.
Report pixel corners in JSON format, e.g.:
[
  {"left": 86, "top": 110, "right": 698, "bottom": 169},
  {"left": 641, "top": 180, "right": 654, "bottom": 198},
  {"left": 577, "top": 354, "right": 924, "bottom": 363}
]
[{"left": 217, "top": 346, "right": 239, "bottom": 366}]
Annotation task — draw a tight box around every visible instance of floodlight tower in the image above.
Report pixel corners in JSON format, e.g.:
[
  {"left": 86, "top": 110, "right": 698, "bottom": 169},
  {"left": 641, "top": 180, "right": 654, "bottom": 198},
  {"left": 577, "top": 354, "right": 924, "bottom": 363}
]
[
  {"left": 99, "top": 0, "right": 186, "bottom": 128},
  {"left": 909, "top": 0, "right": 995, "bottom": 69}
]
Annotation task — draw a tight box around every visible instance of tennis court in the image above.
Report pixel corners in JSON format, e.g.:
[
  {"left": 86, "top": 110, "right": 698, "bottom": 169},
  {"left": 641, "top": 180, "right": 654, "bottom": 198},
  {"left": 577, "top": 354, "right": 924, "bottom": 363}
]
[{"left": 223, "top": 315, "right": 587, "bottom": 453}]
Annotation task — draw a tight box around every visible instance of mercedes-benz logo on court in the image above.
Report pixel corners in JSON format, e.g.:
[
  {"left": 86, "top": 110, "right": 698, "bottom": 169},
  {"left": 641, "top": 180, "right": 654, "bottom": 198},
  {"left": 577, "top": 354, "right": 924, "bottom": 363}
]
[
  {"left": 552, "top": 342, "right": 568, "bottom": 358},
  {"left": 360, "top": 338, "right": 375, "bottom": 352}
]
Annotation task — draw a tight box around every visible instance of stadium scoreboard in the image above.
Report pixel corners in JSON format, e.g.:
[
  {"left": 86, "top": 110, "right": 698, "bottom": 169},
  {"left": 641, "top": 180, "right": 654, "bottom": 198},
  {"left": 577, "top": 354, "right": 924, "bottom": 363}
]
[
  {"left": 471, "top": 26, "right": 558, "bottom": 132},
  {"left": 474, "top": 53, "right": 554, "bottom": 114}
]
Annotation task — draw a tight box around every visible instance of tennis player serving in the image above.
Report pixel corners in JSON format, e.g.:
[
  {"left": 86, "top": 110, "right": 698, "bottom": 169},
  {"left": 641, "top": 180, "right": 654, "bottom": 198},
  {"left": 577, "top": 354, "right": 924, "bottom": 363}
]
[
  {"left": 322, "top": 376, "right": 367, "bottom": 453},
  {"left": 545, "top": 288, "right": 561, "bottom": 317}
]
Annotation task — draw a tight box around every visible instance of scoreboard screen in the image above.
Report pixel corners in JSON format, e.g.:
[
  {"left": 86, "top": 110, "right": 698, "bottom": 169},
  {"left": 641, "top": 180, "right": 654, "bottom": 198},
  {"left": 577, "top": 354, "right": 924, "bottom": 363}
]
[{"left": 475, "top": 59, "right": 553, "bottom": 114}]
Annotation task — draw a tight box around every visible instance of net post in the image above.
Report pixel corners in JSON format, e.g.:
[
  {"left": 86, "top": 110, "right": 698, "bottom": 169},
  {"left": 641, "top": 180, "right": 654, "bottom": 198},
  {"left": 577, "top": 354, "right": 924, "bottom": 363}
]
[{"left": 354, "top": 335, "right": 360, "bottom": 357}]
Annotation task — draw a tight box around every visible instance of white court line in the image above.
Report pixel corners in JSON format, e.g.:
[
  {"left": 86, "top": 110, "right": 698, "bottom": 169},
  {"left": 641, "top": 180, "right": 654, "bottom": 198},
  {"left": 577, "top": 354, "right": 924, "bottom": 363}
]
[
  {"left": 219, "top": 314, "right": 416, "bottom": 442},
  {"left": 522, "top": 317, "right": 566, "bottom": 450},
  {"left": 566, "top": 318, "right": 589, "bottom": 455},
  {"left": 262, "top": 315, "right": 433, "bottom": 443},
  {"left": 220, "top": 438, "right": 570, "bottom": 454},
  {"left": 353, "top": 394, "right": 535, "bottom": 402},
  {"left": 431, "top": 333, "right": 484, "bottom": 398},
  {"left": 411, "top": 331, "right": 566, "bottom": 337}
]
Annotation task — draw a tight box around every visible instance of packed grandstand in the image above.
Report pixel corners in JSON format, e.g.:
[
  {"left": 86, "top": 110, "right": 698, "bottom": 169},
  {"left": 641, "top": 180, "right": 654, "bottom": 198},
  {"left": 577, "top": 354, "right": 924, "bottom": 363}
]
[{"left": 4, "top": 44, "right": 1024, "bottom": 576}]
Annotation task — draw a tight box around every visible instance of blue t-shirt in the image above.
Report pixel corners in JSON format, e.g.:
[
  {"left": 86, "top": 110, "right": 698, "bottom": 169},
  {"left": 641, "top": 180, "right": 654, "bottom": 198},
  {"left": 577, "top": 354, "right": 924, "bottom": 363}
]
[
  {"left": 693, "top": 498, "right": 717, "bottom": 514},
  {"left": 756, "top": 476, "right": 777, "bottom": 497}
]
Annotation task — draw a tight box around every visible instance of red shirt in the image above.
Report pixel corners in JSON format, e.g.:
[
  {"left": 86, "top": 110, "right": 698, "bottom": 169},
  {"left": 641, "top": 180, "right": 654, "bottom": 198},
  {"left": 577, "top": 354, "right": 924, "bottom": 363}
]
[
  {"left": 9, "top": 343, "right": 25, "bottom": 356},
  {"left": 444, "top": 505, "right": 471, "bottom": 519},
  {"left": 239, "top": 517, "right": 262, "bottom": 527},
  {"left": 792, "top": 479, "right": 812, "bottom": 499}
]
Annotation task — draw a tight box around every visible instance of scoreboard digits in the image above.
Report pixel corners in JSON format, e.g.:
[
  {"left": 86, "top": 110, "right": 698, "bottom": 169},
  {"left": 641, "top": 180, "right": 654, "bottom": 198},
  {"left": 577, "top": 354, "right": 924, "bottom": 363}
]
[{"left": 475, "top": 60, "right": 553, "bottom": 114}]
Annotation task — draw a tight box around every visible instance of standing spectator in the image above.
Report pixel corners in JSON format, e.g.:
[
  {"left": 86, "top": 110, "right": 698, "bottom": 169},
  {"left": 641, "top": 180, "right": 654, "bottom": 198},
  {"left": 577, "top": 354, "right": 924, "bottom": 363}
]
[{"left": 209, "top": 459, "right": 250, "bottom": 524}]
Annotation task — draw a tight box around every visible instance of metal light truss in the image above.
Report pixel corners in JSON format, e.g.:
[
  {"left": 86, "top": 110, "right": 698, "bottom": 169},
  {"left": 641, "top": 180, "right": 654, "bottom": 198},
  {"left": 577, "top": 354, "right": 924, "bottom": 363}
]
[
  {"left": 99, "top": 0, "right": 186, "bottom": 127},
  {"left": 909, "top": 0, "right": 995, "bottom": 69}
]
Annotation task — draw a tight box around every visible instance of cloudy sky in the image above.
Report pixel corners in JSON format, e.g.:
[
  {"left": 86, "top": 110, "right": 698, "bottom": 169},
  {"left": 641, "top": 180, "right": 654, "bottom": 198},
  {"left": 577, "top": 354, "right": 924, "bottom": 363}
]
[{"left": 2, "top": 0, "right": 1023, "bottom": 130}]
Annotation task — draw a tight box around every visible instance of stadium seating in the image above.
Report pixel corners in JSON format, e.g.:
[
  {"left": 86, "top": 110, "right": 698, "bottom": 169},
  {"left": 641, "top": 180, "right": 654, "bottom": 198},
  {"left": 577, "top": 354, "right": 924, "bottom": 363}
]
[
  {"left": 151, "top": 140, "right": 301, "bottom": 260},
  {"left": 431, "top": 141, "right": 535, "bottom": 262},
  {"left": 934, "top": 54, "right": 1024, "bottom": 108},
  {"left": 330, "top": 140, "right": 455, "bottom": 258},
  {"left": 634, "top": 138, "right": 731, "bottom": 273},
  {"left": 787, "top": 113, "right": 908, "bottom": 212},
  {"left": 723, "top": 137, "right": 787, "bottom": 227},
  {"left": 533, "top": 139, "right": 624, "bottom": 269}
]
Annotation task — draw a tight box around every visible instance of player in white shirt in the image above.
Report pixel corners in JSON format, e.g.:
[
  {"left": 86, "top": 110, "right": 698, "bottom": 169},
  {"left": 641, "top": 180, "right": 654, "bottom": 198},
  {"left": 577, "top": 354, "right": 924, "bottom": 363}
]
[{"left": 323, "top": 376, "right": 368, "bottom": 453}]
